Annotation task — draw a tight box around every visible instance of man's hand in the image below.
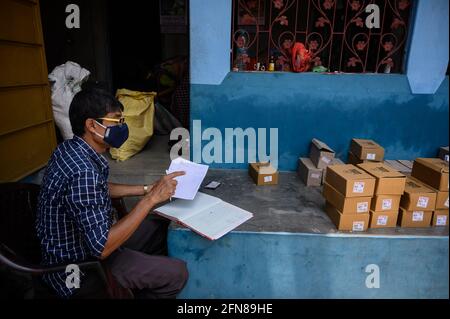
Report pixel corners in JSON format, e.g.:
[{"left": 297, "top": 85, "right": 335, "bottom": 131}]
[
  {"left": 145, "top": 171, "right": 185, "bottom": 206},
  {"left": 101, "top": 171, "right": 185, "bottom": 259}
]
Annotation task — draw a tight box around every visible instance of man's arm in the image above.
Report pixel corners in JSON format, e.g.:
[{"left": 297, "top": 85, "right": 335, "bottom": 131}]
[
  {"left": 108, "top": 182, "right": 154, "bottom": 198},
  {"left": 100, "top": 172, "right": 185, "bottom": 259}
]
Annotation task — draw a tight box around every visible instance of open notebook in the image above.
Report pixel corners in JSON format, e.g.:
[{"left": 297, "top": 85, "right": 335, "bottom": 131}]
[{"left": 154, "top": 192, "right": 253, "bottom": 240}]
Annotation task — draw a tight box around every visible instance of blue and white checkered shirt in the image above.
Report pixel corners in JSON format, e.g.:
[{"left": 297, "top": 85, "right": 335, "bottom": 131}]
[{"left": 36, "top": 136, "right": 112, "bottom": 298}]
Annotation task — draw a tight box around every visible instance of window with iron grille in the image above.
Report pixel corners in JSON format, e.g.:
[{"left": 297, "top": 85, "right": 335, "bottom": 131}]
[{"left": 231, "top": 0, "right": 413, "bottom": 74}]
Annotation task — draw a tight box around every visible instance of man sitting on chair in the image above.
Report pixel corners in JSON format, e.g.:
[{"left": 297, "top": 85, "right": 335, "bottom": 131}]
[{"left": 36, "top": 88, "right": 187, "bottom": 299}]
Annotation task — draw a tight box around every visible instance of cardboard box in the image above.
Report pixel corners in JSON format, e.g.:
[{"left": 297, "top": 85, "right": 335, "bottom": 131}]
[
  {"left": 298, "top": 158, "right": 322, "bottom": 187},
  {"left": 347, "top": 151, "right": 375, "bottom": 165},
  {"left": 350, "top": 139, "right": 385, "bottom": 162},
  {"left": 309, "top": 139, "right": 335, "bottom": 169},
  {"left": 325, "top": 164, "right": 376, "bottom": 197},
  {"left": 369, "top": 210, "right": 399, "bottom": 228},
  {"left": 398, "top": 208, "right": 432, "bottom": 228},
  {"left": 371, "top": 194, "right": 401, "bottom": 212},
  {"left": 323, "top": 183, "right": 372, "bottom": 214},
  {"left": 400, "top": 177, "right": 437, "bottom": 211},
  {"left": 325, "top": 202, "right": 370, "bottom": 232},
  {"left": 357, "top": 162, "right": 406, "bottom": 195},
  {"left": 322, "top": 158, "right": 345, "bottom": 184},
  {"left": 384, "top": 160, "right": 412, "bottom": 175},
  {"left": 249, "top": 162, "right": 279, "bottom": 186},
  {"left": 438, "top": 146, "right": 449, "bottom": 163},
  {"left": 411, "top": 158, "right": 449, "bottom": 191},
  {"left": 432, "top": 210, "right": 449, "bottom": 226},
  {"left": 435, "top": 191, "right": 449, "bottom": 210}
]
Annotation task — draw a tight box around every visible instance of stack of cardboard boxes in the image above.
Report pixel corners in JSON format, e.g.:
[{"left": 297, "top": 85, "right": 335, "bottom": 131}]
[
  {"left": 357, "top": 163, "right": 406, "bottom": 228},
  {"left": 348, "top": 139, "right": 385, "bottom": 165},
  {"left": 409, "top": 158, "right": 449, "bottom": 227},
  {"left": 308, "top": 137, "right": 448, "bottom": 231},
  {"left": 323, "top": 164, "right": 376, "bottom": 231},
  {"left": 398, "top": 176, "right": 437, "bottom": 227},
  {"left": 298, "top": 139, "right": 344, "bottom": 187}
]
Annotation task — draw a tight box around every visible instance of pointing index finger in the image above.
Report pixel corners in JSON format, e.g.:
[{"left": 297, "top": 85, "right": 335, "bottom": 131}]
[{"left": 166, "top": 171, "right": 186, "bottom": 179}]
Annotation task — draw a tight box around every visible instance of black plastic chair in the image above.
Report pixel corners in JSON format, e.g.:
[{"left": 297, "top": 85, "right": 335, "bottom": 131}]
[{"left": 0, "top": 183, "right": 132, "bottom": 299}]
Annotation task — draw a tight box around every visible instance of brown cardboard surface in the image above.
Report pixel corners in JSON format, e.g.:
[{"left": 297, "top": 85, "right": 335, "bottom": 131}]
[
  {"left": 249, "top": 162, "right": 279, "bottom": 186},
  {"left": 400, "top": 177, "right": 437, "bottom": 211},
  {"left": 384, "top": 160, "right": 412, "bottom": 174},
  {"left": 309, "top": 138, "right": 335, "bottom": 169},
  {"left": 325, "top": 164, "right": 376, "bottom": 197},
  {"left": 439, "top": 146, "right": 449, "bottom": 163},
  {"left": 371, "top": 194, "right": 401, "bottom": 212},
  {"left": 412, "top": 158, "right": 449, "bottom": 191},
  {"left": 369, "top": 210, "right": 399, "bottom": 228},
  {"left": 435, "top": 191, "right": 449, "bottom": 210},
  {"left": 398, "top": 208, "right": 432, "bottom": 228},
  {"left": 323, "top": 183, "right": 371, "bottom": 214},
  {"left": 322, "top": 158, "right": 345, "bottom": 184},
  {"left": 298, "top": 158, "right": 322, "bottom": 187},
  {"left": 350, "top": 139, "right": 385, "bottom": 161},
  {"left": 325, "top": 202, "right": 370, "bottom": 231},
  {"left": 357, "top": 162, "right": 406, "bottom": 195},
  {"left": 347, "top": 151, "right": 377, "bottom": 165},
  {"left": 432, "top": 210, "right": 449, "bottom": 226}
]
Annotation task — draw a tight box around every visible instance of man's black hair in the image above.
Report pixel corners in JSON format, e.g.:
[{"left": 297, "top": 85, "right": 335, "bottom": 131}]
[{"left": 69, "top": 88, "right": 124, "bottom": 137}]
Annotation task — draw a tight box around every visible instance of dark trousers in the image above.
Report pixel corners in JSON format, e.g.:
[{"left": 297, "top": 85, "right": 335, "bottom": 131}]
[{"left": 71, "top": 214, "right": 189, "bottom": 299}]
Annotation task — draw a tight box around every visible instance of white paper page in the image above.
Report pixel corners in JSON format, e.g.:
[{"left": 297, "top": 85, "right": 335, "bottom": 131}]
[
  {"left": 155, "top": 192, "right": 222, "bottom": 222},
  {"left": 183, "top": 201, "right": 253, "bottom": 240},
  {"left": 166, "top": 157, "right": 209, "bottom": 200}
]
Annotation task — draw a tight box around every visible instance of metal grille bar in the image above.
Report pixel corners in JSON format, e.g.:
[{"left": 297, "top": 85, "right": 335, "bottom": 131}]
[{"left": 231, "top": 0, "right": 413, "bottom": 73}]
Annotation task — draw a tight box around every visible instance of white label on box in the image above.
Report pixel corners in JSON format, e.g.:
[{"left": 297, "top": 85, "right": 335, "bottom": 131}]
[
  {"left": 412, "top": 211, "right": 424, "bottom": 222},
  {"left": 445, "top": 154, "right": 449, "bottom": 162},
  {"left": 321, "top": 156, "right": 331, "bottom": 164},
  {"left": 367, "top": 153, "right": 376, "bottom": 160},
  {"left": 353, "top": 182, "right": 365, "bottom": 194},
  {"left": 417, "top": 196, "right": 429, "bottom": 208},
  {"left": 436, "top": 216, "right": 448, "bottom": 226},
  {"left": 352, "top": 221, "right": 365, "bottom": 231},
  {"left": 377, "top": 215, "right": 388, "bottom": 226},
  {"left": 311, "top": 173, "right": 321, "bottom": 179},
  {"left": 382, "top": 199, "right": 393, "bottom": 210},
  {"left": 264, "top": 176, "right": 273, "bottom": 183},
  {"left": 445, "top": 197, "right": 449, "bottom": 208},
  {"left": 357, "top": 202, "right": 369, "bottom": 213}
]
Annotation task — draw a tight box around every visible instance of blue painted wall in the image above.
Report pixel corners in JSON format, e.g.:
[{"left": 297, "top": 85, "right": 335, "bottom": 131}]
[
  {"left": 189, "top": 0, "right": 450, "bottom": 171},
  {"left": 169, "top": 229, "right": 449, "bottom": 299},
  {"left": 190, "top": 0, "right": 232, "bottom": 85},
  {"left": 191, "top": 73, "right": 449, "bottom": 171},
  {"left": 407, "top": 0, "right": 449, "bottom": 94}
]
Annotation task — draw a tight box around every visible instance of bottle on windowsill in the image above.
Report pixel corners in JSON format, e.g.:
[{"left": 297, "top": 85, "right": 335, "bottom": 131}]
[{"left": 268, "top": 56, "right": 275, "bottom": 72}]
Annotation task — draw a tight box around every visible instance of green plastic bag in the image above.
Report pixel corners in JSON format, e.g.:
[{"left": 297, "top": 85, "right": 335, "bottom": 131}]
[{"left": 110, "top": 89, "right": 156, "bottom": 161}]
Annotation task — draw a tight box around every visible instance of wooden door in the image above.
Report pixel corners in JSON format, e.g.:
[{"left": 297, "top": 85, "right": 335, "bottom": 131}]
[{"left": 0, "top": 0, "right": 56, "bottom": 182}]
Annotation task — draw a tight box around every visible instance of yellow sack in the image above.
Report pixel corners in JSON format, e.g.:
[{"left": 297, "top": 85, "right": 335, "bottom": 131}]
[{"left": 110, "top": 89, "right": 156, "bottom": 161}]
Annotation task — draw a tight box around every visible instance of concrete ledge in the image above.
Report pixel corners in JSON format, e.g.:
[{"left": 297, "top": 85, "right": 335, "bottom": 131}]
[{"left": 169, "top": 229, "right": 449, "bottom": 299}]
